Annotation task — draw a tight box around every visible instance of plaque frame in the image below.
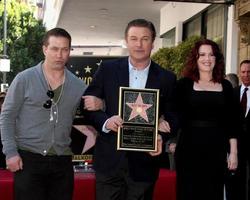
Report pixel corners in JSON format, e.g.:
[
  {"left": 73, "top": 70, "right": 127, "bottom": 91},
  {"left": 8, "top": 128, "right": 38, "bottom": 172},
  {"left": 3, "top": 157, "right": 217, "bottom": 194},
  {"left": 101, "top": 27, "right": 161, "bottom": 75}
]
[{"left": 117, "top": 87, "right": 159, "bottom": 152}]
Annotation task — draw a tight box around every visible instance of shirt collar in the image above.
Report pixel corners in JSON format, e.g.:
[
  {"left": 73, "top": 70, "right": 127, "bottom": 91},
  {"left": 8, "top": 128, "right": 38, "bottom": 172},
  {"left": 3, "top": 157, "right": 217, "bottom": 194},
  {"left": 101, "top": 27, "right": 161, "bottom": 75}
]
[
  {"left": 128, "top": 57, "right": 151, "bottom": 73},
  {"left": 241, "top": 84, "right": 249, "bottom": 93}
]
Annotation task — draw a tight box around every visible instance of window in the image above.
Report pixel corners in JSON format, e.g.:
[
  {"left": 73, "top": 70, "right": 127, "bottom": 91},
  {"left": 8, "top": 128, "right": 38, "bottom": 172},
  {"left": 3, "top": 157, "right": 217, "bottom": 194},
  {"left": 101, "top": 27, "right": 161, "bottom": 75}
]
[
  {"left": 161, "top": 28, "right": 176, "bottom": 47},
  {"left": 183, "top": 15, "right": 202, "bottom": 40},
  {"left": 183, "top": 5, "right": 226, "bottom": 54},
  {"left": 206, "top": 5, "right": 225, "bottom": 52}
]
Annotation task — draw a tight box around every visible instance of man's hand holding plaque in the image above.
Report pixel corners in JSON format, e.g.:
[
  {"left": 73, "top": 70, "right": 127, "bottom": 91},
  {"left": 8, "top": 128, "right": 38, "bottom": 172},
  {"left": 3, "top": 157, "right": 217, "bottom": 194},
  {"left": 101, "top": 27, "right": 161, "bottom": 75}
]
[{"left": 106, "top": 115, "right": 123, "bottom": 132}]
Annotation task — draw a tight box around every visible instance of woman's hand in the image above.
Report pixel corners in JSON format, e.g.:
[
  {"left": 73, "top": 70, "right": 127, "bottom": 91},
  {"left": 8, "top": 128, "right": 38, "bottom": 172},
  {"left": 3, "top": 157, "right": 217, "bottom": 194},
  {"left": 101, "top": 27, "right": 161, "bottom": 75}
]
[
  {"left": 227, "top": 152, "right": 238, "bottom": 170},
  {"left": 149, "top": 134, "right": 163, "bottom": 156},
  {"left": 158, "top": 115, "right": 171, "bottom": 133}
]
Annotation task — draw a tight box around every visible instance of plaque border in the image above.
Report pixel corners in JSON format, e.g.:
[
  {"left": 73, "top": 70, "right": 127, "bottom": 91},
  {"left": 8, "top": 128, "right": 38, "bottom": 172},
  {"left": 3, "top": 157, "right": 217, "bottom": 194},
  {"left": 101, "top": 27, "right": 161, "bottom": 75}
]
[{"left": 117, "top": 87, "right": 159, "bottom": 152}]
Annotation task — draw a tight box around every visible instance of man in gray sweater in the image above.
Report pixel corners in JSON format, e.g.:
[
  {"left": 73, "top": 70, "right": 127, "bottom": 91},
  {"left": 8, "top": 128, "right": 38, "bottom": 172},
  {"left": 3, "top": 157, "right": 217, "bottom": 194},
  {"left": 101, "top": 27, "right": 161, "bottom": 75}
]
[{"left": 0, "top": 28, "right": 101, "bottom": 200}]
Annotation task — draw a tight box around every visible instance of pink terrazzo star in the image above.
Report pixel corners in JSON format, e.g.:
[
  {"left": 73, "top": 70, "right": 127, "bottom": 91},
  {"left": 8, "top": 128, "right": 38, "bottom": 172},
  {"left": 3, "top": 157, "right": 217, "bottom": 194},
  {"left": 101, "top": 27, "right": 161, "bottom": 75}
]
[{"left": 126, "top": 93, "right": 152, "bottom": 122}]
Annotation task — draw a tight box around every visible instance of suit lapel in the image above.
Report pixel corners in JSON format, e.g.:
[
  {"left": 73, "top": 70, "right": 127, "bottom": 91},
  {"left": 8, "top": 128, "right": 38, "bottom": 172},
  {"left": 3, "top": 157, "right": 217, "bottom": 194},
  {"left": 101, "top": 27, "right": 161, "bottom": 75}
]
[
  {"left": 145, "top": 62, "right": 160, "bottom": 89},
  {"left": 237, "top": 86, "right": 245, "bottom": 118},
  {"left": 245, "top": 86, "right": 250, "bottom": 118},
  {"left": 238, "top": 85, "right": 250, "bottom": 118},
  {"left": 236, "top": 86, "right": 241, "bottom": 102},
  {"left": 117, "top": 58, "right": 129, "bottom": 87},
  {"left": 116, "top": 59, "right": 160, "bottom": 89}
]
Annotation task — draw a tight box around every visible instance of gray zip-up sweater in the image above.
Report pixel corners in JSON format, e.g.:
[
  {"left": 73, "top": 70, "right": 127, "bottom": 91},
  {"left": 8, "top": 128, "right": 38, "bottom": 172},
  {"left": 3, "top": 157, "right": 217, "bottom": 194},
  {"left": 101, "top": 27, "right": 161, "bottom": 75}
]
[{"left": 0, "top": 62, "right": 86, "bottom": 159}]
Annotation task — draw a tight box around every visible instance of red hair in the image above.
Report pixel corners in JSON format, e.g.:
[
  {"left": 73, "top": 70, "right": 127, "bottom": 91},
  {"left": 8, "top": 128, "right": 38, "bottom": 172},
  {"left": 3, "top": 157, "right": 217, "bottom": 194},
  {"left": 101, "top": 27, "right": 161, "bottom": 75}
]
[{"left": 182, "top": 39, "right": 225, "bottom": 83}]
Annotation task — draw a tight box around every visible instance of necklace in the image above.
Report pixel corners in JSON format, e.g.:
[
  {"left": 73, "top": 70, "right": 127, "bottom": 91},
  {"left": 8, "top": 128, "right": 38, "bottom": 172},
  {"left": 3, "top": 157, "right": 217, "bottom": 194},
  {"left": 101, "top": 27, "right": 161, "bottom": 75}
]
[
  {"left": 42, "top": 66, "right": 65, "bottom": 123},
  {"left": 194, "top": 80, "right": 222, "bottom": 91}
]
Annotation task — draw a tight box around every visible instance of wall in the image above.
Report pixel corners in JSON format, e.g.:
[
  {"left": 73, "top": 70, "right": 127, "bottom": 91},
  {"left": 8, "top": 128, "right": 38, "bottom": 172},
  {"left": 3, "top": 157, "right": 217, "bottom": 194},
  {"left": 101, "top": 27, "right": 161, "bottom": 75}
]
[
  {"left": 235, "top": 0, "right": 250, "bottom": 69},
  {"left": 43, "top": 0, "right": 65, "bottom": 30},
  {"left": 160, "top": 2, "right": 209, "bottom": 41},
  {"left": 226, "top": 5, "right": 239, "bottom": 74}
]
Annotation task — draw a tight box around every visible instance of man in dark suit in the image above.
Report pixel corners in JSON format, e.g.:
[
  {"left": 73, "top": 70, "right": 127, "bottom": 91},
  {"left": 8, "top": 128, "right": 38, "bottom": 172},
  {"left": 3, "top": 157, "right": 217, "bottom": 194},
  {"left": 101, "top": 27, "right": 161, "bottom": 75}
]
[
  {"left": 226, "top": 60, "right": 250, "bottom": 200},
  {"left": 83, "top": 19, "right": 177, "bottom": 200}
]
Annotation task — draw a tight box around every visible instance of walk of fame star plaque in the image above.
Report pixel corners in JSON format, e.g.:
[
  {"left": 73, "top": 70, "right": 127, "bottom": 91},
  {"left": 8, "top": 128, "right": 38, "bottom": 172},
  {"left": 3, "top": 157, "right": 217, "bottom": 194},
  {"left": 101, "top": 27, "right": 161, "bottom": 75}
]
[{"left": 117, "top": 87, "right": 159, "bottom": 152}]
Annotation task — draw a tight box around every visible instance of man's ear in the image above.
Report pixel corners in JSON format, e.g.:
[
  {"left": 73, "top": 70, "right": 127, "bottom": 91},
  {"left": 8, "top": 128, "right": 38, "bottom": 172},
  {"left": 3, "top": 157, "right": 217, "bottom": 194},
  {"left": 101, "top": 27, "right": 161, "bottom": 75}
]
[{"left": 42, "top": 45, "right": 47, "bottom": 56}]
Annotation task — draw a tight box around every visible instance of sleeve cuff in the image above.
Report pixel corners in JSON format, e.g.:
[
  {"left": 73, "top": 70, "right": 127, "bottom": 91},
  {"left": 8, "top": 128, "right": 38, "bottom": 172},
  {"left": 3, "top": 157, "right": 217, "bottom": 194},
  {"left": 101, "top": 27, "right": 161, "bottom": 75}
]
[{"left": 102, "top": 119, "right": 111, "bottom": 133}]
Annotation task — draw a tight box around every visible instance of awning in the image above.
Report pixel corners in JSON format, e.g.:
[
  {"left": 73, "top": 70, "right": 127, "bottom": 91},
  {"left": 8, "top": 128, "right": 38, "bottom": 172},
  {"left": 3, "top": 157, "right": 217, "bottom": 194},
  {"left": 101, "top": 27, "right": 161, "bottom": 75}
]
[{"left": 154, "top": 0, "right": 234, "bottom": 4}]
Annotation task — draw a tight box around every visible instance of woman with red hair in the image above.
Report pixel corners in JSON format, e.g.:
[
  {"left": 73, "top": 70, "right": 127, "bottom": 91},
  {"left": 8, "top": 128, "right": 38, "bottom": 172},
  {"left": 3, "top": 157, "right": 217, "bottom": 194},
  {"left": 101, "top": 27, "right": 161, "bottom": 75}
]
[{"left": 174, "top": 39, "right": 238, "bottom": 200}]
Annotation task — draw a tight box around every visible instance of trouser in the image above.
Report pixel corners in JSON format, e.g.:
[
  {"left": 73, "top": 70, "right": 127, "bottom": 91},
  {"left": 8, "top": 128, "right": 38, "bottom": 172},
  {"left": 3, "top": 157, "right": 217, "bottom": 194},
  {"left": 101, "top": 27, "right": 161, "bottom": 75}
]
[
  {"left": 225, "top": 145, "right": 250, "bottom": 200},
  {"left": 0, "top": 140, "right": 6, "bottom": 169},
  {"left": 95, "top": 157, "right": 155, "bottom": 200},
  {"left": 14, "top": 150, "right": 74, "bottom": 200}
]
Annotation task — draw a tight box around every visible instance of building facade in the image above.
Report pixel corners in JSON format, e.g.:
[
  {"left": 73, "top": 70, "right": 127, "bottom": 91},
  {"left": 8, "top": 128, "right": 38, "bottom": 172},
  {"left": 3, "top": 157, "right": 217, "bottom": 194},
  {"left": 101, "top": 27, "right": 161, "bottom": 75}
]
[
  {"left": 40, "top": 0, "right": 249, "bottom": 72},
  {"left": 235, "top": 0, "right": 250, "bottom": 66}
]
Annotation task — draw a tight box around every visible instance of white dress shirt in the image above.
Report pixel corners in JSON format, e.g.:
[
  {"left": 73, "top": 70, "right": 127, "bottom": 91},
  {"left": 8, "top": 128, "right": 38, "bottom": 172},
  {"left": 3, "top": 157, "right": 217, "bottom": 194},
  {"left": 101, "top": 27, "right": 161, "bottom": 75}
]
[
  {"left": 102, "top": 57, "right": 151, "bottom": 132},
  {"left": 128, "top": 58, "right": 150, "bottom": 89}
]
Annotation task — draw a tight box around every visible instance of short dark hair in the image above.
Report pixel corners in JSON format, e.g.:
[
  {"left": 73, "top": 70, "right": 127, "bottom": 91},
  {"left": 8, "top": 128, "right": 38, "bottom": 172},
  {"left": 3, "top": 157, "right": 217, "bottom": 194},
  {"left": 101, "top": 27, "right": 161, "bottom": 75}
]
[
  {"left": 225, "top": 73, "right": 239, "bottom": 88},
  {"left": 43, "top": 28, "right": 71, "bottom": 47},
  {"left": 240, "top": 59, "right": 250, "bottom": 67},
  {"left": 125, "top": 19, "right": 156, "bottom": 41},
  {"left": 182, "top": 39, "right": 225, "bottom": 83},
  {"left": 0, "top": 92, "right": 6, "bottom": 107},
  {"left": 0, "top": 92, "right": 6, "bottom": 99}
]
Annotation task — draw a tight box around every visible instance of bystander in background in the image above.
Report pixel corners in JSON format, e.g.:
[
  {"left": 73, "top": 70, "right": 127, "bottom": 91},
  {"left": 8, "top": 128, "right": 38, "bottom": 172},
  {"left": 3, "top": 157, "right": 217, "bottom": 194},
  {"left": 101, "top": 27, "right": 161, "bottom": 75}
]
[
  {"left": 226, "top": 60, "right": 250, "bottom": 200},
  {"left": 0, "top": 91, "right": 6, "bottom": 168},
  {"left": 224, "top": 72, "right": 239, "bottom": 200},
  {"left": 225, "top": 73, "right": 239, "bottom": 88}
]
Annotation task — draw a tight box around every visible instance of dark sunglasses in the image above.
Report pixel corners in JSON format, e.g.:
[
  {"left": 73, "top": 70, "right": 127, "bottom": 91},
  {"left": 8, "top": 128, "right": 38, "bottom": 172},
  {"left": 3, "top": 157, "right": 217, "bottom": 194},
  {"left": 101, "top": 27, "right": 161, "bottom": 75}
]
[{"left": 43, "top": 90, "right": 54, "bottom": 109}]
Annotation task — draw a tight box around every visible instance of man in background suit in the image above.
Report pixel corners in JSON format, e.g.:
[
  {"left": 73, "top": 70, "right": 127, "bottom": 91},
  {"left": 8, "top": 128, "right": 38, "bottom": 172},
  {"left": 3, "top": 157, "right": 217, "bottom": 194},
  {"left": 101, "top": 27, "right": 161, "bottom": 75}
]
[
  {"left": 83, "top": 19, "right": 177, "bottom": 200},
  {"left": 227, "top": 60, "right": 250, "bottom": 200}
]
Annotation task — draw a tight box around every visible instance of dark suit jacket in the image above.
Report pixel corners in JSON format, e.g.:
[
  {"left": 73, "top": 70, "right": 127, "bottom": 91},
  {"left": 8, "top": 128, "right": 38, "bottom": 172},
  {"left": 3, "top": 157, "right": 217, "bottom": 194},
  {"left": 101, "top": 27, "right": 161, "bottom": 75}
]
[
  {"left": 234, "top": 85, "right": 250, "bottom": 153},
  {"left": 84, "top": 57, "right": 177, "bottom": 181}
]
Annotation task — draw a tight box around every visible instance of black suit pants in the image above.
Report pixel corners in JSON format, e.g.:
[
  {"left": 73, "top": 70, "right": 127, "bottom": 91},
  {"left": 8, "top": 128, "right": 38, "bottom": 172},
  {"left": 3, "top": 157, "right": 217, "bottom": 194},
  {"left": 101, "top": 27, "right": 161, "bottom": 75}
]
[
  {"left": 14, "top": 150, "right": 74, "bottom": 200},
  {"left": 225, "top": 142, "right": 250, "bottom": 200},
  {"left": 95, "top": 157, "right": 155, "bottom": 200}
]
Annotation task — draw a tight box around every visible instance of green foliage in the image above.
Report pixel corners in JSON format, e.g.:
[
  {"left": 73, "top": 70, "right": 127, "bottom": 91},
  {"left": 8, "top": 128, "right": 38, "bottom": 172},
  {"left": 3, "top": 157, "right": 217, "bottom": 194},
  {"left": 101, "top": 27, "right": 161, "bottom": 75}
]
[
  {"left": 0, "top": 0, "right": 46, "bottom": 83},
  {"left": 151, "top": 36, "right": 201, "bottom": 78}
]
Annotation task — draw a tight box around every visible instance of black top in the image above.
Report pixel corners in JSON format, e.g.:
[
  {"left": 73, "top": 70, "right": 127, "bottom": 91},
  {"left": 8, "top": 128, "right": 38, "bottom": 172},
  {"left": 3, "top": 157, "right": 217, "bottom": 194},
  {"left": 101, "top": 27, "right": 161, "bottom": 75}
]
[{"left": 175, "top": 77, "right": 238, "bottom": 200}]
